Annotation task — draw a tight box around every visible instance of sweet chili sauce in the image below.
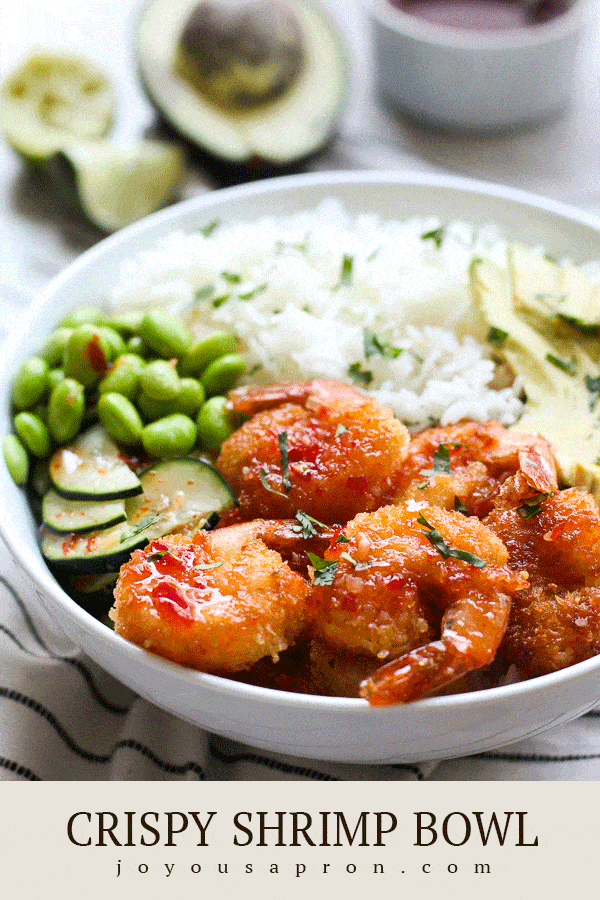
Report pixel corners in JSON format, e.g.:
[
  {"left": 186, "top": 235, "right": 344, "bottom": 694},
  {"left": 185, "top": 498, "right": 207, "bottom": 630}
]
[{"left": 389, "top": 0, "right": 572, "bottom": 31}]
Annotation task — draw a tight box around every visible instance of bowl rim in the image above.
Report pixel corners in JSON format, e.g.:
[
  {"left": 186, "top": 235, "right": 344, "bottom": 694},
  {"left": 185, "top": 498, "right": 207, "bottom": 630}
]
[
  {"left": 363, "top": 0, "right": 589, "bottom": 50},
  {"left": 3, "top": 167, "right": 600, "bottom": 719}
]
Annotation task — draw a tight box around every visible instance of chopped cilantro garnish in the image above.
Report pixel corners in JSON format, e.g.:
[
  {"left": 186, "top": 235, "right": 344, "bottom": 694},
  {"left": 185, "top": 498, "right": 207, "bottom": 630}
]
[
  {"left": 200, "top": 219, "right": 220, "bottom": 237},
  {"left": 335, "top": 424, "right": 348, "bottom": 438},
  {"left": 293, "top": 510, "right": 328, "bottom": 539},
  {"left": 239, "top": 283, "right": 267, "bottom": 301},
  {"left": 347, "top": 362, "right": 373, "bottom": 386},
  {"left": 334, "top": 254, "right": 353, "bottom": 290},
  {"left": 336, "top": 533, "right": 350, "bottom": 544},
  {"left": 517, "top": 492, "right": 552, "bottom": 519},
  {"left": 221, "top": 271, "right": 241, "bottom": 284},
  {"left": 418, "top": 442, "right": 459, "bottom": 488},
  {"left": 201, "top": 512, "right": 220, "bottom": 531},
  {"left": 557, "top": 313, "right": 600, "bottom": 335},
  {"left": 278, "top": 431, "right": 291, "bottom": 494},
  {"left": 196, "top": 559, "right": 225, "bottom": 571},
  {"left": 339, "top": 550, "right": 358, "bottom": 566},
  {"left": 545, "top": 353, "right": 577, "bottom": 375},
  {"left": 585, "top": 374, "right": 600, "bottom": 411},
  {"left": 454, "top": 496, "right": 469, "bottom": 516},
  {"left": 275, "top": 239, "right": 308, "bottom": 253},
  {"left": 212, "top": 294, "right": 230, "bottom": 309},
  {"left": 195, "top": 284, "right": 215, "bottom": 302},
  {"left": 259, "top": 468, "right": 287, "bottom": 499},
  {"left": 248, "top": 363, "right": 263, "bottom": 376},
  {"left": 119, "top": 514, "right": 161, "bottom": 544},
  {"left": 306, "top": 551, "right": 338, "bottom": 585},
  {"left": 366, "top": 247, "right": 380, "bottom": 262},
  {"left": 421, "top": 226, "right": 445, "bottom": 249},
  {"left": 146, "top": 549, "right": 171, "bottom": 562},
  {"left": 487, "top": 326, "right": 509, "bottom": 349},
  {"left": 417, "top": 513, "right": 487, "bottom": 567},
  {"left": 363, "top": 328, "right": 402, "bottom": 360}
]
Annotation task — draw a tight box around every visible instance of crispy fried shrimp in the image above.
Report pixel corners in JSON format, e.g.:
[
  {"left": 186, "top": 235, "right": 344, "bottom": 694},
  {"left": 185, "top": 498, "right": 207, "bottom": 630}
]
[
  {"left": 393, "top": 421, "right": 557, "bottom": 517},
  {"left": 216, "top": 380, "right": 410, "bottom": 525},
  {"left": 110, "top": 520, "right": 309, "bottom": 674},
  {"left": 485, "top": 478, "right": 600, "bottom": 677},
  {"left": 308, "top": 502, "right": 525, "bottom": 705}
]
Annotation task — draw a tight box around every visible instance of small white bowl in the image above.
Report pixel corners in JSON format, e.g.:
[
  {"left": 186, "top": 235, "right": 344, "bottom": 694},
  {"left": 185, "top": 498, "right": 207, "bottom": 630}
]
[
  {"left": 365, "top": 0, "right": 589, "bottom": 130},
  {"left": 3, "top": 172, "right": 600, "bottom": 764}
]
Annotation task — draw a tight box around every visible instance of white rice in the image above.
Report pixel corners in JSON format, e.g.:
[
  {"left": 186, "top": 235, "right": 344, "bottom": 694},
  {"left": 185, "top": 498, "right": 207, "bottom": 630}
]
[{"left": 108, "top": 200, "right": 524, "bottom": 431}]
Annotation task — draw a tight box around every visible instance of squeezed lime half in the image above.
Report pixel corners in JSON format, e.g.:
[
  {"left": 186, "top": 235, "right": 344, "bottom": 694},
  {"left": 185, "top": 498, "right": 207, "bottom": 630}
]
[{"left": 0, "top": 50, "right": 115, "bottom": 162}]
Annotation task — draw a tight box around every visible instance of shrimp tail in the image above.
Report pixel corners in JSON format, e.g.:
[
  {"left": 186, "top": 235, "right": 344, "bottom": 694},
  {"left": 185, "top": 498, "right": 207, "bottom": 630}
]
[{"left": 360, "top": 590, "right": 513, "bottom": 706}]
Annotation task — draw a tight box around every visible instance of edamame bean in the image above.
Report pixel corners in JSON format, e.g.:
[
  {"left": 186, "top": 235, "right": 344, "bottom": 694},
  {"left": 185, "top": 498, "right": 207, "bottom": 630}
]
[
  {"left": 103, "top": 310, "right": 144, "bottom": 336},
  {"left": 196, "top": 396, "right": 236, "bottom": 456},
  {"left": 126, "top": 335, "right": 147, "bottom": 355},
  {"left": 179, "top": 331, "right": 238, "bottom": 376},
  {"left": 140, "top": 359, "right": 180, "bottom": 401},
  {"left": 12, "top": 356, "right": 49, "bottom": 409},
  {"left": 60, "top": 305, "right": 105, "bottom": 328},
  {"left": 99, "top": 353, "right": 146, "bottom": 399},
  {"left": 176, "top": 378, "right": 205, "bottom": 417},
  {"left": 47, "top": 368, "right": 65, "bottom": 392},
  {"left": 47, "top": 378, "right": 85, "bottom": 444},
  {"left": 140, "top": 310, "right": 192, "bottom": 359},
  {"left": 142, "top": 414, "right": 197, "bottom": 458},
  {"left": 63, "top": 325, "right": 113, "bottom": 387},
  {"left": 200, "top": 353, "right": 245, "bottom": 397},
  {"left": 137, "top": 393, "right": 173, "bottom": 422},
  {"left": 40, "top": 327, "right": 73, "bottom": 367},
  {"left": 13, "top": 411, "right": 51, "bottom": 457},
  {"left": 3, "top": 434, "right": 29, "bottom": 486},
  {"left": 97, "top": 326, "right": 126, "bottom": 359},
  {"left": 98, "top": 393, "right": 143, "bottom": 446}
]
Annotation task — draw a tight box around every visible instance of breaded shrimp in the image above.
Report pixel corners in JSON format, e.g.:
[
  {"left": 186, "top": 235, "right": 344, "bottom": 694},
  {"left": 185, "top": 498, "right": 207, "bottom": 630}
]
[
  {"left": 216, "top": 380, "right": 410, "bottom": 525},
  {"left": 485, "top": 477, "right": 600, "bottom": 678},
  {"left": 394, "top": 420, "right": 557, "bottom": 517},
  {"left": 308, "top": 502, "right": 526, "bottom": 705},
  {"left": 110, "top": 520, "right": 309, "bottom": 674}
]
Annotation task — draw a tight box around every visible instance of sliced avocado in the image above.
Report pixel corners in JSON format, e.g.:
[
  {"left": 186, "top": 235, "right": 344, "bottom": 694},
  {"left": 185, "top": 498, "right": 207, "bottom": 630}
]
[
  {"left": 470, "top": 252, "right": 600, "bottom": 502},
  {"left": 135, "top": 0, "right": 349, "bottom": 167}
]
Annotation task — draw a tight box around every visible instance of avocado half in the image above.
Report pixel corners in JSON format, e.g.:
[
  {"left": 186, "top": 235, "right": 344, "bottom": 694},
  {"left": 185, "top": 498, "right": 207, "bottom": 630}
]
[{"left": 135, "top": 0, "right": 349, "bottom": 168}]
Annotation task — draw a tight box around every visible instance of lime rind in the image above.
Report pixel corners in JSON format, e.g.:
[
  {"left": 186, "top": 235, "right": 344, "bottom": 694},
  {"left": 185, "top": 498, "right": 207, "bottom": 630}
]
[{"left": 0, "top": 50, "right": 114, "bottom": 163}]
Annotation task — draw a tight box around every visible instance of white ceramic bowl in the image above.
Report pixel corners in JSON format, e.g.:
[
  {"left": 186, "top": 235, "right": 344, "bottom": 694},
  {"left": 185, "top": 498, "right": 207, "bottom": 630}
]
[
  {"left": 3, "top": 171, "right": 600, "bottom": 765},
  {"left": 365, "top": 0, "right": 589, "bottom": 131}
]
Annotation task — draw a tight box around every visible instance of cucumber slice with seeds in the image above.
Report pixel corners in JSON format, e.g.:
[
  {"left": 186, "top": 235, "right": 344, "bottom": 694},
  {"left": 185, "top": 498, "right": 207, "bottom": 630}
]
[
  {"left": 42, "top": 457, "right": 237, "bottom": 573},
  {"left": 42, "top": 489, "right": 126, "bottom": 534},
  {"left": 49, "top": 424, "right": 142, "bottom": 501}
]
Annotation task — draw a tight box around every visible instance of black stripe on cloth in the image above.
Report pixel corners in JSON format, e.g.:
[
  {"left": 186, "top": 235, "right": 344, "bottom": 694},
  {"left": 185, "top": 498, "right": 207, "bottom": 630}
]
[
  {"left": 0, "top": 756, "right": 40, "bottom": 781},
  {"left": 209, "top": 738, "right": 338, "bottom": 780},
  {"left": 475, "top": 751, "right": 600, "bottom": 763},
  {"left": 0, "top": 689, "right": 205, "bottom": 777},
  {"left": 0, "top": 618, "right": 130, "bottom": 716},
  {"left": 0, "top": 574, "right": 52, "bottom": 654}
]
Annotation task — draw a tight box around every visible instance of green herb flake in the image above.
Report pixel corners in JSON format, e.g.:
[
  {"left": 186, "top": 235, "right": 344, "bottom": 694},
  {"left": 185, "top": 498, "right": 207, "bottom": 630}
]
[
  {"left": 487, "top": 326, "right": 509, "bottom": 349},
  {"left": 336, "top": 533, "right": 350, "bottom": 544},
  {"left": 200, "top": 219, "right": 220, "bottom": 237},
  {"left": 278, "top": 431, "right": 292, "bottom": 494},
  {"left": 334, "top": 254, "right": 353, "bottom": 290},
  {"left": 335, "top": 424, "right": 348, "bottom": 438},
  {"left": 557, "top": 313, "right": 600, "bottom": 335},
  {"left": 119, "top": 514, "right": 161, "bottom": 544},
  {"left": 146, "top": 549, "right": 172, "bottom": 563},
  {"left": 195, "top": 284, "right": 215, "bottom": 302},
  {"left": 259, "top": 467, "right": 288, "bottom": 499},
  {"left": 417, "top": 513, "right": 487, "bottom": 567},
  {"left": 212, "top": 294, "right": 230, "bottom": 309},
  {"left": 418, "top": 442, "right": 459, "bottom": 488},
  {"left": 201, "top": 512, "right": 220, "bottom": 531},
  {"left": 239, "top": 283, "right": 267, "bottom": 301},
  {"left": 275, "top": 239, "right": 308, "bottom": 253},
  {"left": 585, "top": 374, "right": 600, "bottom": 411},
  {"left": 195, "top": 559, "right": 225, "bottom": 571},
  {"left": 517, "top": 492, "right": 552, "bottom": 520},
  {"left": 347, "top": 362, "right": 373, "bottom": 387},
  {"left": 545, "top": 353, "right": 577, "bottom": 376},
  {"left": 221, "top": 271, "right": 241, "bottom": 284},
  {"left": 421, "top": 226, "right": 445, "bottom": 249},
  {"left": 363, "top": 328, "right": 402, "bottom": 360},
  {"left": 339, "top": 550, "right": 359, "bottom": 566},
  {"left": 306, "top": 551, "right": 338, "bottom": 585},
  {"left": 293, "top": 509, "right": 328, "bottom": 539},
  {"left": 454, "top": 496, "right": 469, "bottom": 516}
]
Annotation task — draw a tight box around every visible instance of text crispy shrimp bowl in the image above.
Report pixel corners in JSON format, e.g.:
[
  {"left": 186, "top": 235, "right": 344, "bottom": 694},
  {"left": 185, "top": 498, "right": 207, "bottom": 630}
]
[{"left": 3, "top": 172, "right": 600, "bottom": 765}]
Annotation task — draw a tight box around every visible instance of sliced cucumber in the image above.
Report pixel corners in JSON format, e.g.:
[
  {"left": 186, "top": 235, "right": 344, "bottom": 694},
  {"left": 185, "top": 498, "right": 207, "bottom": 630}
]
[
  {"left": 42, "top": 489, "right": 126, "bottom": 534},
  {"left": 42, "top": 457, "right": 237, "bottom": 573},
  {"left": 49, "top": 424, "right": 142, "bottom": 501}
]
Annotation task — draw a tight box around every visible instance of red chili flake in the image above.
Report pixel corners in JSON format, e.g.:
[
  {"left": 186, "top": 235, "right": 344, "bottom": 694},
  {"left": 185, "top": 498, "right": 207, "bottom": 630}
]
[
  {"left": 346, "top": 475, "right": 368, "bottom": 493},
  {"left": 386, "top": 574, "right": 406, "bottom": 591},
  {"left": 87, "top": 334, "right": 109, "bottom": 372},
  {"left": 85, "top": 535, "right": 99, "bottom": 552},
  {"left": 328, "top": 527, "right": 342, "bottom": 552},
  {"left": 61, "top": 534, "right": 78, "bottom": 556},
  {"left": 151, "top": 582, "right": 192, "bottom": 621},
  {"left": 340, "top": 594, "right": 358, "bottom": 613},
  {"left": 148, "top": 539, "right": 169, "bottom": 554},
  {"left": 544, "top": 521, "right": 567, "bottom": 542}
]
